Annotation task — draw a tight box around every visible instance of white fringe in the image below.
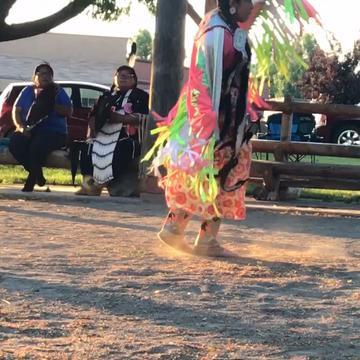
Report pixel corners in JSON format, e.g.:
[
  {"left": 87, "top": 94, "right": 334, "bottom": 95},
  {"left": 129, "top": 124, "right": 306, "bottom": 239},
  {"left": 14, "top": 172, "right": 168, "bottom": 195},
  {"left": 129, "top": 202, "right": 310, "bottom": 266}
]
[{"left": 92, "top": 123, "right": 123, "bottom": 184}]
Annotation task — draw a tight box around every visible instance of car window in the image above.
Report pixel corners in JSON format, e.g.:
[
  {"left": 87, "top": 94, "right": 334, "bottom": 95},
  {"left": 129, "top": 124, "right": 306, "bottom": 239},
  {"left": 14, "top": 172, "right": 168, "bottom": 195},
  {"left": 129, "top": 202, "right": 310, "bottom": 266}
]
[
  {"left": 0, "top": 91, "right": 6, "bottom": 106},
  {"left": 79, "top": 88, "right": 104, "bottom": 108},
  {"left": 294, "top": 113, "right": 313, "bottom": 120},
  {"left": 61, "top": 86, "right": 74, "bottom": 106},
  {"left": 62, "top": 86, "right": 72, "bottom": 98},
  {"left": 9, "top": 86, "right": 24, "bottom": 104},
  {"left": 0, "top": 85, "right": 23, "bottom": 106}
]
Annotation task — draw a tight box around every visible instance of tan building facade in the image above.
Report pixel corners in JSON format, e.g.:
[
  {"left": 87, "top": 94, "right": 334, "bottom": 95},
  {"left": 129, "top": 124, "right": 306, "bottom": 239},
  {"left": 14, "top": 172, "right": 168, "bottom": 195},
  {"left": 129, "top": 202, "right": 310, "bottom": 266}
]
[
  {"left": 0, "top": 32, "right": 189, "bottom": 94},
  {"left": 0, "top": 32, "right": 128, "bottom": 91}
]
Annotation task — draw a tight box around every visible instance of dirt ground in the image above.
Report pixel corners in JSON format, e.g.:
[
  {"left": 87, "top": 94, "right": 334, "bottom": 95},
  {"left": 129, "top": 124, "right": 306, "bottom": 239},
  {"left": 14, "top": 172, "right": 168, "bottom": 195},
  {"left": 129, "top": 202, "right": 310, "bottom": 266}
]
[{"left": 0, "top": 197, "right": 359, "bottom": 360}]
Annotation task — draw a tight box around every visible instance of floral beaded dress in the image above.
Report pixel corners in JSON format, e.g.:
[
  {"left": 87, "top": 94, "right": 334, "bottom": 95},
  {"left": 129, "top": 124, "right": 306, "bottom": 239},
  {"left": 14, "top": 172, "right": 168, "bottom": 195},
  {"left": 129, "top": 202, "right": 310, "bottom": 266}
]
[{"left": 145, "top": 10, "right": 253, "bottom": 220}]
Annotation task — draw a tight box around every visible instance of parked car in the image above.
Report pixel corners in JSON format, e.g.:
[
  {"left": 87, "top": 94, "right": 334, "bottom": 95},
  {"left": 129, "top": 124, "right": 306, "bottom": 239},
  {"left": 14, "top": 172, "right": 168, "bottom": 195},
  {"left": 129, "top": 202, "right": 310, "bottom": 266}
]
[
  {"left": 314, "top": 110, "right": 360, "bottom": 145},
  {"left": 0, "top": 81, "right": 109, "bottom": 141}
]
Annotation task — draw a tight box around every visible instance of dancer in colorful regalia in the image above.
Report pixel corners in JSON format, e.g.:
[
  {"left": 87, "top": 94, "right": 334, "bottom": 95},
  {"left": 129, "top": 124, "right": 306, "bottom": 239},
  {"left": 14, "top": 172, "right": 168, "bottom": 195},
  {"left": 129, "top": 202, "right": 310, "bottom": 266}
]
[
  {"left": 145, "top": 0, "right": 255, "bottom": 256},
  {"left": 145, "top": 0, "right": 322, "bottom": 256}
]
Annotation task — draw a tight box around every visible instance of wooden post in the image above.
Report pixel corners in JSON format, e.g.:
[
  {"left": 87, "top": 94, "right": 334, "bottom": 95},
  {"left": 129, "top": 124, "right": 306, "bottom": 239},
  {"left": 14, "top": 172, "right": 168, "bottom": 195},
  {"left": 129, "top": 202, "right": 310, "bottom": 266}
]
[
  {"left": 140, "top": 0, "right": 187, "bottom": 194},
  {"left": 280, "top": 113, "right": 293, "bottom": 143},
  {"left": 278, "top": 96, "right": 293, "bottom": 162},
  {"left": 275, "top": 96, "right": 292, "bottom": 198},
  {"left": 277, "top": 112, "right": 292, "bottom": 161}
]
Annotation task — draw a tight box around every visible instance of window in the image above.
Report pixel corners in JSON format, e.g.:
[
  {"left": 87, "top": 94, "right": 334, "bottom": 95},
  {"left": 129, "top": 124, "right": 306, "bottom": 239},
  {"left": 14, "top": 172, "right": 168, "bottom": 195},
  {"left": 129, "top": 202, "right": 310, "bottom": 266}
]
[
  {"left": 79, "top": 88, "right": 104, "bottom": 108},
  {"left": 61, "top": 87, "right": 73, "bottom": 105},
  {"left": 62, "top": 87, "right": 72, "bottom": 98},
  {"left": 7, "top": 86, "right": 23, "bottom": 104}
]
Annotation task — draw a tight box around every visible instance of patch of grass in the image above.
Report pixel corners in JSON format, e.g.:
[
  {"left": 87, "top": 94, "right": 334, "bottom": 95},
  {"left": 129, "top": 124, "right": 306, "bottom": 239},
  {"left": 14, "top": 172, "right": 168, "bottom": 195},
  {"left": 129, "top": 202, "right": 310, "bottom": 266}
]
[
  {"left": 0, "top": 165, "right": 82, "bottom": 185},
  {"left": 300, "top": 188, "right": 360, "bottom": 203}
]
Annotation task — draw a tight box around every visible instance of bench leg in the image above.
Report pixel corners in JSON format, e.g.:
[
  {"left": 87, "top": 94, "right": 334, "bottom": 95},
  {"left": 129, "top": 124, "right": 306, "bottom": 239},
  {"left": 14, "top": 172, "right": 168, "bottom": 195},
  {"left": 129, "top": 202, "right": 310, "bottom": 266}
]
[{"left": 262, "top": 168, "right": 280, "bottom": 201}]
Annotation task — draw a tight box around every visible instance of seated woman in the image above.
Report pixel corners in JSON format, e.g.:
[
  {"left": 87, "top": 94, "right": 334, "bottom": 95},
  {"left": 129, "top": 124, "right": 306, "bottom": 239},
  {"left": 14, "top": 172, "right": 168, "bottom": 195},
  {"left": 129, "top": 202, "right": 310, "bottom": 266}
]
[
  {"left": 9, "top": 63, "right": 72, "bottom": 192},
  {"left": 76, "top": 65, "right": 149, "bottom": 195}
]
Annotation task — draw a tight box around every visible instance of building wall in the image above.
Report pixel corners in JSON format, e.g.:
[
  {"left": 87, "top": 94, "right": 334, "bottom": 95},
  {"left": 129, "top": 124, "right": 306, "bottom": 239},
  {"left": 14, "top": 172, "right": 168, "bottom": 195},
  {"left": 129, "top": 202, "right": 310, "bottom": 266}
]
[
  {"left": 134, "top": 60, "right": 189, "bottom": 93},
  {"left": 0, "top": 33, "right": 128, "bottom": 62},
  {"left": 0, "top": 33, "right": 190, "bottom": 93},
  {"left": 0, "top": 33, "right": 128, "bottom": 91}
]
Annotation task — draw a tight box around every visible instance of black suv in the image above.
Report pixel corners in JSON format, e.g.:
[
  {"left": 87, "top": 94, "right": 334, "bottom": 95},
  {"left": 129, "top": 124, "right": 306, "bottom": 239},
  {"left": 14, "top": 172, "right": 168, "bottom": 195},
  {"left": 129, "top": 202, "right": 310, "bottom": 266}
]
[{"left": 314, "top": 110, "right": 360, "bottom": 145}]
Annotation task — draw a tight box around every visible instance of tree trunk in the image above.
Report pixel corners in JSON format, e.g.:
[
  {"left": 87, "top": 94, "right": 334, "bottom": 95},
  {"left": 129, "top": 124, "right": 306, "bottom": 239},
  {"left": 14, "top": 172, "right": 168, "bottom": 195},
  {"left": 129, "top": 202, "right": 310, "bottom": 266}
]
[
  {"left": 139, "top": 0, "right": 187, "bottom": 192},
  {"left": 150, "top": 0, "right": 187, "bottom": 116}
]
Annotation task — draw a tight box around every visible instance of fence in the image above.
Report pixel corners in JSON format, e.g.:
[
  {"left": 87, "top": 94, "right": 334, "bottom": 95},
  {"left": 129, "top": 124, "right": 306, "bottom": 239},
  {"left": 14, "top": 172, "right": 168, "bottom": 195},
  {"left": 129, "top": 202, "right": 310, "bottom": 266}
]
[
  {"left": 1, "top": 99, "right": 359, "bottom": 201},
  {"left": 249, "top": 99, "right": 360, "bottom": 200}
]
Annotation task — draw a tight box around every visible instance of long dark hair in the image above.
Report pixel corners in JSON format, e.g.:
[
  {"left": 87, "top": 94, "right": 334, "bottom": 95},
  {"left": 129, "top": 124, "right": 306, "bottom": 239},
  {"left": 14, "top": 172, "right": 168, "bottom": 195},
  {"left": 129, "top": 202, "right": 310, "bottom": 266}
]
[{"left": 111, "top": 65, "right": 138, "bottom": 92}]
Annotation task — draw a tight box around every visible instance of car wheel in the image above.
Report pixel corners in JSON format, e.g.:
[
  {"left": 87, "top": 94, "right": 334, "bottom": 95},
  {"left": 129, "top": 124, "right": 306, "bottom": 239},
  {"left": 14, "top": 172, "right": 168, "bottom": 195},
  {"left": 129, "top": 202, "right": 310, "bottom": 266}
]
[{"left": 333, "top": 125, "right": 360, "bottom": 146}]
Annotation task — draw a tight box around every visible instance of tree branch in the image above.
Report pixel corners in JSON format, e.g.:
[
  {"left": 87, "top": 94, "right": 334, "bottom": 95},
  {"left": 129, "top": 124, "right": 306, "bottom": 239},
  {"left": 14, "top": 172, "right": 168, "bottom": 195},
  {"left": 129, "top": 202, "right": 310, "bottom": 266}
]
[
  {"left": 0, "top": 0, "right": 17, "bottom": 24},
  {"left": 1, "top": 0, "right": 205, "bottom": 42},
  {"left": 186, "top": 2, "right": 202, "bottom": 25},
  {"left": 0, "top": 0, "right": 93, "bottom": 42}
]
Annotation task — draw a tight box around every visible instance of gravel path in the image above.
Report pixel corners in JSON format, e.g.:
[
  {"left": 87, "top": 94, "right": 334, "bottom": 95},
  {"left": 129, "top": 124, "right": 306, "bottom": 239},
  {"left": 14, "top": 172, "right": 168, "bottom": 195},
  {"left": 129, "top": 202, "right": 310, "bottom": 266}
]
[{"left": 0, "top": 198, "right": 359, "bottom": 359}]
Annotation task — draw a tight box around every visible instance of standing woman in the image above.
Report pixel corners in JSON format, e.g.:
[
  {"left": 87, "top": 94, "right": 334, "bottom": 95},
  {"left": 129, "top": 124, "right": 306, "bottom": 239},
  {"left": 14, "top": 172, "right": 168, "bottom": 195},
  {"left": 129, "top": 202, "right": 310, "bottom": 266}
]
[
  {"left": 145, "top": 0, "right": 255, "bottom": 256},
  {"left": 9, "top": 63, "right": 72, "bottom": 192}
]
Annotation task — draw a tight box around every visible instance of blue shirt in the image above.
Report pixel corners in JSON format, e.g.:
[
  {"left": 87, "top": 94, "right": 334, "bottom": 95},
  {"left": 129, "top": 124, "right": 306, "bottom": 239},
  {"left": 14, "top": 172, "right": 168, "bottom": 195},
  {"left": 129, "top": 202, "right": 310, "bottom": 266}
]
[{"left": 15, "top": 85, "right": 71, "bottom": 135}]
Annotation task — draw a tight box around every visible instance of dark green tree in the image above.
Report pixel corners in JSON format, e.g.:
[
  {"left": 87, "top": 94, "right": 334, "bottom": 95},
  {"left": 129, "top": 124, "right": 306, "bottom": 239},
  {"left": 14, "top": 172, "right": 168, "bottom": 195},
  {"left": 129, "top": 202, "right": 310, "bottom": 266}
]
[
  {"left": 332, "top": 40, "right": 360, "bottom": 104},
  {"left": 299, "top": 40, "right": 360, "bottom": 104},
  {"left": 135, "top": 29, "right": 153, "bottom": 61}
]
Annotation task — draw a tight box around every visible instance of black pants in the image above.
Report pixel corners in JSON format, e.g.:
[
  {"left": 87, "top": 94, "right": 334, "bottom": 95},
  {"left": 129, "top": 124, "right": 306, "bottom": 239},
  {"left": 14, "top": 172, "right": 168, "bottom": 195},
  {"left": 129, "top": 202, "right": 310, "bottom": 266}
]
[
  {"left": 9, "top": 131, "right": 66, "bottom": 190},
  {"left": 79, "top": 137, "right": 140, "bottom": 179}
]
